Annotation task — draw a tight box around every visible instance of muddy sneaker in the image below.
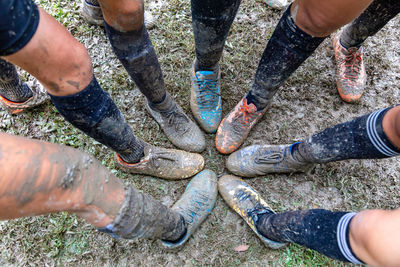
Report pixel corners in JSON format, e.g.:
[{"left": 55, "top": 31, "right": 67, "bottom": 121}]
[
  {"left": 216, "top": 97, "right": 266, "bottom": 154},
  {"left": 218, "top": 175, "right": 286, "bottom": 249},
  {"left": 146, "top": 95, "right": 205, "bottom": 153},
  {"left": 81, "top": 0, "right": 103, "bottom": 26},
  {"left": 227, "top": 144, "right": 314, "bottom": 177},
  {"left": 81, "top": 0, "right": 156, "bottom": 29},
  {"left": 161, "top": 169, "right": 218, "bottom": 249},
  {"left": 115, "top": 144, "right": 204, "bottom": 180},
  {"left": 333, "top": 33, "right": 366, "bottom": 103},
  {"left": 266, "top": 0, "right": 289, "bottom": 10},
  {"left": 0, "top": 79, "right": 49, "bottom": 114},
  {"left": 190, "top": 64, "right": 222, "bottom": 133}
]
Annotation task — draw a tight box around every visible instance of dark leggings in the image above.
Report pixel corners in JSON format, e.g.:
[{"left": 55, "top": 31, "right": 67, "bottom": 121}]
[
  {"left": 191, "top": 0, "right": 241, "bottom": 71},
  {"left": 340, "top": 0, "right": 400, "bottom": 48}
]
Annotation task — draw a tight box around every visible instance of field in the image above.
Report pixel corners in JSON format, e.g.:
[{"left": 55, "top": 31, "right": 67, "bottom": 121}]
[{"left": 1, "top": 0, "right": 399, "bottom": 266}]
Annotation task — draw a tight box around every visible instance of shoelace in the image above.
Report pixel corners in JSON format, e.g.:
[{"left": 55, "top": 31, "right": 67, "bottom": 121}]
[
  {"left": 195, "top": 78, "right": 220, "bottom": 110},
  {"left": 232, "top": 99, "right": 258, "bottom": 134},
  {"left": 343, "top": 49, "right": 363, "bottom": 80},
  {"left": 180, "top": 191, "right": 209, "bottom": 224},
  {"left": 148, "top": 150, "right": 177, "bottom": 169},
  {"left": 254, "top": 151, "right": 284, "bottom": 164},
  {"left": 162, "top": 107, "right": 190, "bottom": 134}
]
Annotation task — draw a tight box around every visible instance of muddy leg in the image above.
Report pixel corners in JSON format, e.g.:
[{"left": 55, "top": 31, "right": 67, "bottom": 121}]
[
  {"left": 0, "top": 132, "right": 185, "bottom": 241},
  {"left": 99, "top": 0, "right": 166, "bottom": 104},
  {"left": 191, "top": 0, "right": 241, "bottom": 72},
  {"left": 2, "top": 3, "right": 145, "bottom": 163},
  {"left": 245, "top": 0, "right": 373, "bottom": 110},
  {"left": 256, "top": 209, "right": 363, "bottom": 263},
  {"left": 291, "top": 106, "right": 400, "bottom": 163},
  {"left": 340, "top": 0, "right": 400, "bottom": 49}
]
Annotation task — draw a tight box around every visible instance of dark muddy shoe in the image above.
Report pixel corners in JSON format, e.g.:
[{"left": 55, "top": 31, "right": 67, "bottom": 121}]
[
  {"left": 115, "top": 144, "right": 204, "bottom": 180},
  {"left": 161, "top": 169, "right": 218, "bottom": 249},
  {"left": 0, "top": 79, "right": 49, "bottom": 114},
  {"left": 216, "top": 97, "right": 267, "bottom": 154},
  {"left": 227, "top": 144, "right": 314, "bottom": 177},
  {"left": 218, "top": 175, "right": 286, "bottom": 249},
  {"left": 81, "top": 0, "right": 156, "bottom": 29},
  {"left": 146, "top": 96, "right": 206, "bottom": 153}
]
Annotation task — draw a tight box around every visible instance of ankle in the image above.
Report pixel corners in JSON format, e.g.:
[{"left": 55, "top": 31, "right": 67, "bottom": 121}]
[
  {"left": 161, "top": 215, "right": 187, "bottom": 242},
  {"left": 148, "top": 92, "right": 176, "bottom": 112},
  {"left": 290, "top": 142, "right": 312, "bottom": 163},
  {"left": 194, "top": 59, "right": 219, "bottom": 73},
  {"left": 245, "top": 91, "right": 269, "bottom": 111}
]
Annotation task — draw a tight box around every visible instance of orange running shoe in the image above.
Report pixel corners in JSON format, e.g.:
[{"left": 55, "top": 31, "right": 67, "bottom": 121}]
[
  {"left": 333, "top": 33, "right": 366, "bottom": 103},
  {"left": 0, "top": 80, "right": 48, "bottom": 114},
  {"left": 216, "top": 97, "right": 266, "bottom": 154}
]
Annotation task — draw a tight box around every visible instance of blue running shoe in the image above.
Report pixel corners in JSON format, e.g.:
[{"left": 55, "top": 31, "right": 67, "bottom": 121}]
[{"left": 190, "top": 65, "right": 222, "bottom": 133}]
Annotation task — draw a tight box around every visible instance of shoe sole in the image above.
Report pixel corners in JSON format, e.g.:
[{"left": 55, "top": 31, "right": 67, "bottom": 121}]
[{"left": 218, "top": 175, "right": 286, "bottom": 249}]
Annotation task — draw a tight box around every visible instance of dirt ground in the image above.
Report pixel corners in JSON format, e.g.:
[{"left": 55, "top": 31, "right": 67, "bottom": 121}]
[{"left": 0, "top": 0, "right": 399, "bottom": 266}]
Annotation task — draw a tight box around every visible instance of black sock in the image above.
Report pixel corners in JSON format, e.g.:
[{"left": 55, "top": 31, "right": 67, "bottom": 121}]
[
  {"left": 191, "top": 0, "right": 241, "bottom": 71},
  {"left": 246, "top": 5, "right": 325, "bottom": 110},
  {"left": 104, "top": 22, "right": 166, "bottom": 104},
  {"left": 49, "top": 76, "right": 145, "bottom": 163},
  {"left": 99, "top": 186, "right": 187, "bottom": 241},
  {"left": 292, "top": 107, "right": 400, "bottom": 163},
  {"left": 0, "top": 59, "right": 33, "bottom": 102},
  {"left": 340, "top": 0, "right": 400, "bottom": 49},
  {"left": 256, "top": 209, "right": 364, "bottom": 264}
]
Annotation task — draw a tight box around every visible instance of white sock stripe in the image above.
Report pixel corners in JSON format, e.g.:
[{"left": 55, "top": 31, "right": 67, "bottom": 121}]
[
  {"left": 366, "top": 109, "right": 398, "bottom": 157},
  {"left": 366, "top": 110, "right": 391, "bottom": 156},
  {"left": 337, "top": 213, "right": 364, "bottom": 265},
  {"left": 369, "top": 110, "right": 398, "bottom": 156},
  {"left": 367, "top": 110, "right": 395, "bottom": 156}
]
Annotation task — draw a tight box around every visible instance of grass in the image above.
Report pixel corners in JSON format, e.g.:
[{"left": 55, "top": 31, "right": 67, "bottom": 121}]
[{"left": 1, "top": 0, "right": 399, "bottom": 266}]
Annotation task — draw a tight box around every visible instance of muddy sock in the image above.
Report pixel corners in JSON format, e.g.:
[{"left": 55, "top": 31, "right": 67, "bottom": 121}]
[
  {"left": 49, "top": 76, "right": 145, "bottom": 163},
  {"left": 256, "top": 210, "right": 363, "bottom": 263},
  {"left": 340, "top": 0, "right": 400, "bottom": 49},
  {"left": 104, "top": 23, "right": 166, "bottom": 104},
  {"left": 98, "top": 186, "right": 187, "bottom": 241},
  {"left": 0, "top": 59, "right": 33, "bottom": 102},
  {"left": 191, "top": 0, "right": 241, "bottom": 71},
  {"left": 291, "top": 107, "right": 400, "bottom": 163},
  {"left": 246, "top": 5, "right": 325, "bottom": 110},
  {"left": 148, "top": 91, "right": 176, "bottom": 112}
]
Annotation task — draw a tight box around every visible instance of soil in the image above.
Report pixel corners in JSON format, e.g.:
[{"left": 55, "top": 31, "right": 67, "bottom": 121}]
[{"left": 0, "top": 0, "right": 399, "bottom": 266}]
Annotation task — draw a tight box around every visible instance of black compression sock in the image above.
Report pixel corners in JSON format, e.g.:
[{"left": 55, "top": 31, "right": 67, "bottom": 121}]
[
  {"left": 104, "top": 22, "right": 166, "bottom": 104},
  {"left": 49, "top": 76, "right": 145, "bottom": 163},
  {"left": 292, "top": 107, "right": 400, "bottom": 163},
  {"left": 0, "top": 59, "right": 33, "bottom": 102},
  {"left": 191, "top": 0, "right": 241, "bottom": 71},
  {"left": 247, "top": 5, "right": 325, "bottom": 110},
  {"left": 256, "top": 210, "right": 364, "bottom": 264},
  {"left": 339, "top": 0, "right": 400, "bottom": 49}
]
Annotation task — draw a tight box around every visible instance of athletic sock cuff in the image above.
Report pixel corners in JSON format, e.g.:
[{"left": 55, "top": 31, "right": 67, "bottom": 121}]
[
  {"left": 367, "top": 107, "right": 400, "bottom": 157},
  {"left": 337, "top": 212, "right": 364, "bottom": 265},
  {"left": 49, "top": 76, "right": 105, "bottom": 110}
]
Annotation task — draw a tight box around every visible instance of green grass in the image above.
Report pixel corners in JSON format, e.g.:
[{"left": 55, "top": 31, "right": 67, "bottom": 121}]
[{"left": 1, "top": 0, "right": 399, "bottom": 265}]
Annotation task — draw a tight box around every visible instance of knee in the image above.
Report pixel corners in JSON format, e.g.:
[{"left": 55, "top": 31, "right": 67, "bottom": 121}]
[
  {"left": 349, "top": 209, "right": 400, "bottom": 266},
  {"left": 51, "top": 42, "right": 93, "bottom": 95},
  {"left": 293, "top": 2, "right": 344, "bottom": 37},
  {"left": 99, "top": 0, "right": 144, "bottom": 31}
]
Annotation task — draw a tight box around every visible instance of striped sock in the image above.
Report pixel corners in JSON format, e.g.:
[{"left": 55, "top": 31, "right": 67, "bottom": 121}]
[
  {"left": 337, "top": 213, "right": 364, "bottom": 264},
  {"left": 292, "top": 106, "right": 400, "bottom": 163},
  {"left": 256, "top": 209, "right": 364, "bottom": 263}
]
